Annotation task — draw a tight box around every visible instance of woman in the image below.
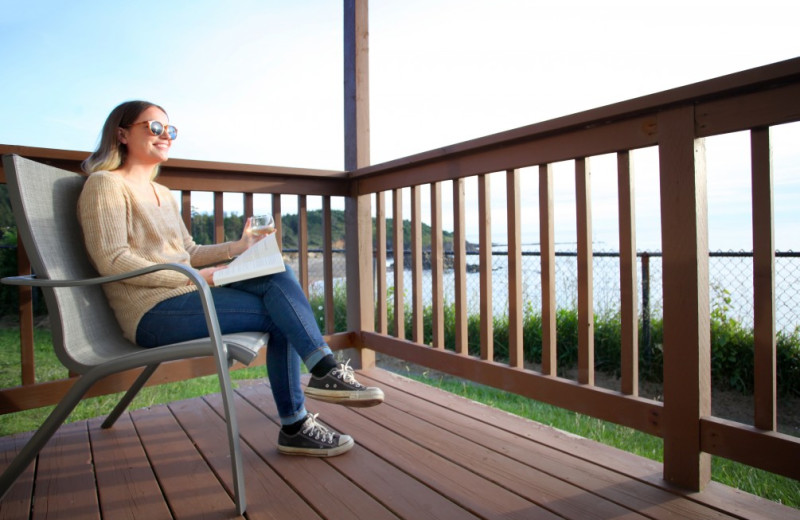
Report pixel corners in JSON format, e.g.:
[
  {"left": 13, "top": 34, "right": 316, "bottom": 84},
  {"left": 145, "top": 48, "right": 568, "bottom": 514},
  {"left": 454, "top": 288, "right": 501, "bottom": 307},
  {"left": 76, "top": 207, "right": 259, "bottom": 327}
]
[{"left": 78, "top": 100, "right": 383, "bottom": 457}]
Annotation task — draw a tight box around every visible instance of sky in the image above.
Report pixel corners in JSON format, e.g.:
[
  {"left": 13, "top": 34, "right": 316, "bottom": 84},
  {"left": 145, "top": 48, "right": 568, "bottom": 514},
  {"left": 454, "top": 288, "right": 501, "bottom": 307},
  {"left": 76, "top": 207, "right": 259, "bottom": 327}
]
[{"left": 1, "top": 0, "right": 798, "bottom": 251}]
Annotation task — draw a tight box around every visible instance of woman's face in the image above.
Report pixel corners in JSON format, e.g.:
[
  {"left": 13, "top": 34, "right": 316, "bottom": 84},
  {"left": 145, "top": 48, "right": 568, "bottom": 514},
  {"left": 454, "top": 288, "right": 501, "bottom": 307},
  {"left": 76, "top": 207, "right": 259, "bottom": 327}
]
[{"left": 118, "top": 106, "right": 172, "bottom": 167}]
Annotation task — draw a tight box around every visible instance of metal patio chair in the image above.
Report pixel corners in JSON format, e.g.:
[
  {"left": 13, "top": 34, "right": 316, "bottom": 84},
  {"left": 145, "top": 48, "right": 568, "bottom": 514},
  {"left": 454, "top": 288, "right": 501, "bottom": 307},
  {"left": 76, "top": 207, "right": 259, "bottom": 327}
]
[{"left": 0, "top": 154, "right": 266, "bottom": 515}]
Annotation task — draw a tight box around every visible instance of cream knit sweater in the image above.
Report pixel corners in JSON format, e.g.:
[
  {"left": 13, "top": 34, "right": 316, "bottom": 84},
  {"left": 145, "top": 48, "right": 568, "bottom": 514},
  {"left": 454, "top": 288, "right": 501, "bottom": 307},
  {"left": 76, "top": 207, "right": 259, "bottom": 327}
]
[{"left": 77, "top": 171, "right": 230, "bottom": 343}]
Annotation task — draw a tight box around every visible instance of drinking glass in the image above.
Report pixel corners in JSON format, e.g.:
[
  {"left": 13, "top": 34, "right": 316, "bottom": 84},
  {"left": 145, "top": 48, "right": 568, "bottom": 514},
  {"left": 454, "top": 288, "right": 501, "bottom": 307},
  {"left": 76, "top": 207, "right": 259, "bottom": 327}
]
[{"left": 250, "top": 214, "right": 275, "bottom": 236}]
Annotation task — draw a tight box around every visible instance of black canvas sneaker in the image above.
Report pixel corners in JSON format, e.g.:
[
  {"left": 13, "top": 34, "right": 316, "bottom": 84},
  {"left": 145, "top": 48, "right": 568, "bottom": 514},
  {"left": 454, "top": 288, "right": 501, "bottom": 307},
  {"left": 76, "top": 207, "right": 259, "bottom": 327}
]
[
  {"left": 305, "top": 360, "right": 385, "bottom": 407},
  {"left": 277, "top": 413, "right": 354, "bottom": 457}
]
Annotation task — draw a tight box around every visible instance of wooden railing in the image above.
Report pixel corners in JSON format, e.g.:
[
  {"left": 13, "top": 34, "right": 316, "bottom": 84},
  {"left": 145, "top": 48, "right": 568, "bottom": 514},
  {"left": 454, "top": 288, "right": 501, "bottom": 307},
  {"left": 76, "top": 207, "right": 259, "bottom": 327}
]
[
  {"left": 347, "top": 56, "right": 800, "bottom": 491},
  {"left": 2, "top": 56, "right": 800, "bottom": 492},
  {"left": 0, "top": 146, "right": 356, "bottom": 412}
]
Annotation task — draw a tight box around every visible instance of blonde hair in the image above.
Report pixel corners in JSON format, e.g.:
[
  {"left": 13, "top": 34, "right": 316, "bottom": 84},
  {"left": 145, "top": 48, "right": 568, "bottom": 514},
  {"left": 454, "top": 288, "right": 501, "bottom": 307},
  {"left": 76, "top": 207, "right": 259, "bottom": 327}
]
[{"left": 82, "top": 100, "right": 168, "bottom": 179}]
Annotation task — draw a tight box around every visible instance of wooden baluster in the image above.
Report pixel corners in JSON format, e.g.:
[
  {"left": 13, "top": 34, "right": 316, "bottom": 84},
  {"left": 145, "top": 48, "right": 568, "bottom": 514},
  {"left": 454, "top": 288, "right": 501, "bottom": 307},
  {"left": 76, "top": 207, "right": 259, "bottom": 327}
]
[
  {"left": 539, "top": 164, "right": 557, "bottom": 376},
  {"left": 272, "top": 194, "right": 282, "bottom": 250},
  {"left": 618, "top": 151, "right": 639, "bottom": 396},
  {"left": 392, "top": 189, "right": 405, "bottom": 339},
  {"left": 431, "top": 182, "right": 444, "bottom": 349},
  {"left": 751, "top": 127, "right": 776, "bottom": 431},
  {"left": 575, "top": 158, "right": 594, "bottom": 386},
  {"left": 376, "top": 192, "right": 388, "bottom": 335},
  {"left": 181, "top": 190, "right": 191, "bottom": 231},
  {"left": 322, "top": 196, "right": 335, "bottom": 335},
  {"left": 478, "top": 174, "right": 493, "bottom": 362},
  {"left": 214, "top": 192, "right": 224, "bottom": 243},
  {"left": 453, "top": 179, "right": 468, "bottom": 355},
  {"left": 297, "top": 195, "right": 308, "bottom": 296},
  {"left": 507, "top": 169, "right": 523, "bottom": 368},
  {"left": 411, "top": 185, "right": 423, "bottom": 344},
  {"left": 244, "top": 193, "right": 254, "bottom": 221}
]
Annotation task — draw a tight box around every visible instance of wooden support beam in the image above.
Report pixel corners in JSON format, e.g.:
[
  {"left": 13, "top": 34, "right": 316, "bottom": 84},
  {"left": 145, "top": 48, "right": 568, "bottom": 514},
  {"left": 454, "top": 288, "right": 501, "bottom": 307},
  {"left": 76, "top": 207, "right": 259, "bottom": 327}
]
[
  {"left": 344, "top": 0, "right": 375, "bottom": 368},
  {"left": 658, "top": 105, "right": 711, "bottom": 491}
]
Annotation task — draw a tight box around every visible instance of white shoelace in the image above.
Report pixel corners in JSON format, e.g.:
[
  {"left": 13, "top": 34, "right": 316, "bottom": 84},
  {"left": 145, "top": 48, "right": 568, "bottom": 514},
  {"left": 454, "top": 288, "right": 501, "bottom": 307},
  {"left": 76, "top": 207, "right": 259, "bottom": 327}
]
[
  {"left": 302, "top": 413, "right": 335, "bottom": 444},
  {"left": 332, "top": 359, "right": 363, "bottom": 387}
]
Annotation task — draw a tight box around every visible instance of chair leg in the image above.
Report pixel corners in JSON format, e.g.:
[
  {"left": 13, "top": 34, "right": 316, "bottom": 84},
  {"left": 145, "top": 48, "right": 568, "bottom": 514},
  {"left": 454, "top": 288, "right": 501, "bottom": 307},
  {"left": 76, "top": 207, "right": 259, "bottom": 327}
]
[
  {"left": 215, "top": 357, "right": 247, "bottom": 515},
  {"left": 0, "top": 375, "right": 96, "bottom": 501},
  {"left": 101, "top": 364, "right": 160, "bottom": 429}
]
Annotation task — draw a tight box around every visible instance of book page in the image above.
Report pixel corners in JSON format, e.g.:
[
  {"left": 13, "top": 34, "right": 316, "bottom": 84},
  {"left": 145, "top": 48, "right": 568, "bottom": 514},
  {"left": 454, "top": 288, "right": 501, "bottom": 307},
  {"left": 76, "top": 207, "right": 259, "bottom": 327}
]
[{"left": 213, "top": 232, "right": 285, "bottom": 286}]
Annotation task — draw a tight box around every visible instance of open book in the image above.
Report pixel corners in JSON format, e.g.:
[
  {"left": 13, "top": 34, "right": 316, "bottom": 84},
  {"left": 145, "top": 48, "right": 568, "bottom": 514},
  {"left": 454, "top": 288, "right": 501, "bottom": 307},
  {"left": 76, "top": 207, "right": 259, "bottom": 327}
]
[{"left": 213, "top": 232, "right": 286, "bottom": 286}]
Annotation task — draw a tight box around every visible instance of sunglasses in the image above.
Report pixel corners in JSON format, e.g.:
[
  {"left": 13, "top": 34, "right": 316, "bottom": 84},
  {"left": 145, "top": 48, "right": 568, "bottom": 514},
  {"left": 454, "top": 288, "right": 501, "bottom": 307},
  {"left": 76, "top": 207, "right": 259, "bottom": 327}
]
[{"left": 126, "top": 120, "right": 178, "bottom": 140}]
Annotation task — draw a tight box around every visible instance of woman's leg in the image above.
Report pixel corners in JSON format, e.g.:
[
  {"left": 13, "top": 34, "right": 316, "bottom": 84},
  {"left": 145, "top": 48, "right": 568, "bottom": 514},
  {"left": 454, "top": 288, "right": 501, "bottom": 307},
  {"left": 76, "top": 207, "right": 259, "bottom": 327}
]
[
  {"left": 136, "top": 287, "right": 311, "bottom": 423},
  {"left": 229, "top": 268, "right": 330, "bottom": 368}
]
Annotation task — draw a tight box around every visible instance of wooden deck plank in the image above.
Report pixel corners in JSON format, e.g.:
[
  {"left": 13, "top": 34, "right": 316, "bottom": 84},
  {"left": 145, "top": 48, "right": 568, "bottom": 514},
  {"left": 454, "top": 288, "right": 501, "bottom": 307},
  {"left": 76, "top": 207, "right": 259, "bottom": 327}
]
[
  {"left": 337, "top": 389, "right": 647, "bottom": 519},
  {"left": 34, "top": 421, "right": 99, "bottom": 520},
  {"left": 232, "top": 384, "right": 483, "bottom": 520},
  {"left": 204, "top": 389, "right": 401, "bottom": 520},
  {"left": 168, "top": 395, "right": 321, "bottom": 520},
  {"left": 130, "top": 404, "right": 237, "bottom": 519},
  {"left": 307, "top": 398, "right": 563, "bottom": 519},
  {"left": 358, "top": 369, "right": 741, "bottom": 520},
  {"left": 360, "top": 368, "right": 797, "bottom": 520},
  {"left": 1, "top": 368, "right": 798, "bottom": 520},
  {"left": 0, "top": 432, "right": 34, "bottom": 520},
  {"left": 87, "top": 415, "right": 170, "bottom": 519}
]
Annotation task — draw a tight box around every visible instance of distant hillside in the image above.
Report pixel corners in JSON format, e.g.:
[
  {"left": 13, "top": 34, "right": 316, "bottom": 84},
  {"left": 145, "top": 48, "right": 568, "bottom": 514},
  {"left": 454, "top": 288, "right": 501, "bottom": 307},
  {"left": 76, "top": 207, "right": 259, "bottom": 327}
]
[{"left": 279, "top": 209, "right": 478, "bottom": 252}]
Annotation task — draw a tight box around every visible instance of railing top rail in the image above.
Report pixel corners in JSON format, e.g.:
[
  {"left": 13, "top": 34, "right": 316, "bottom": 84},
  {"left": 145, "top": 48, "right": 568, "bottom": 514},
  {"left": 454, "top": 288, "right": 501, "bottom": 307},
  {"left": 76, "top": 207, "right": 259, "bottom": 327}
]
[
  {"left": 0, "top": 145, "right": 346, "bottom": 178},
  {"left": 350, "top": 56, "right": 800, "bottom": 181},
  {"left": 0, "top": 145, "right": 349, "bottom": 196}
]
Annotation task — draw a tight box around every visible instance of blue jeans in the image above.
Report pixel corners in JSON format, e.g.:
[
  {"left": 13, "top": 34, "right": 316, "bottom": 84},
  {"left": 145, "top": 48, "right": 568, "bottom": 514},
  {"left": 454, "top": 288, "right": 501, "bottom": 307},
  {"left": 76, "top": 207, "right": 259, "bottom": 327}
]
[{"left": 136, "top": 266, "right": 331, "bottom": 425}]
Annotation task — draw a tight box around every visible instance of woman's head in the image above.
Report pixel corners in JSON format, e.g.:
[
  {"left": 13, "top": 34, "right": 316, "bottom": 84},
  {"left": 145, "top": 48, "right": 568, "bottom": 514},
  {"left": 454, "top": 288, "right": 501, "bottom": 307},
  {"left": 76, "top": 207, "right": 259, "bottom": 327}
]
[{"left": 82, "top": 100, "right": 173, "bottom": 176}]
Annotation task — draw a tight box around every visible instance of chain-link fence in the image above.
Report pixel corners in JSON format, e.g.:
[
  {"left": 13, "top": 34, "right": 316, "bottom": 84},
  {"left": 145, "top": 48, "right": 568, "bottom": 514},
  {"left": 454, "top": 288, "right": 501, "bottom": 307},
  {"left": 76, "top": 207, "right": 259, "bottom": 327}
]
[{"left": 357, "top": 249, "right": 800, "bottom": 336}]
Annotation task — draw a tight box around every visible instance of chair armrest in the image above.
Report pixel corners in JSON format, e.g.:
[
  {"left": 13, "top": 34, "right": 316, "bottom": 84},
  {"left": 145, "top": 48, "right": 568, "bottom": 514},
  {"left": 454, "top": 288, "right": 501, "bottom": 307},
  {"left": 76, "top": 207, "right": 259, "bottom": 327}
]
[
  {"left": 3, "top": 263, "right": 231, "bottom": 360},
  {"left": 1, "top": 263, "right": 206, "bottom": 290}
]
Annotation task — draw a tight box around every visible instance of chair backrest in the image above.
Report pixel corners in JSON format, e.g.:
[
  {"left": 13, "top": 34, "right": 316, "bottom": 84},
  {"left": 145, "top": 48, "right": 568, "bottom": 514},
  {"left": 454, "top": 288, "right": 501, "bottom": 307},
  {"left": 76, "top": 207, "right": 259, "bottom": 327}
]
[{"left": 3, "top": 154, "right": 139, "bottom": 373}]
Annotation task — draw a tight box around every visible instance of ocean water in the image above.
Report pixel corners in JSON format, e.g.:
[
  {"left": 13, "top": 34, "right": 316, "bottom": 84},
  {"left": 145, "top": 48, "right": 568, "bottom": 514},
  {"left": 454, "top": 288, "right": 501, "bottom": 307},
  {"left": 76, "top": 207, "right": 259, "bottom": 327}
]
[{"left": 377, "top": 250, "right": 800, "bottom": 334}]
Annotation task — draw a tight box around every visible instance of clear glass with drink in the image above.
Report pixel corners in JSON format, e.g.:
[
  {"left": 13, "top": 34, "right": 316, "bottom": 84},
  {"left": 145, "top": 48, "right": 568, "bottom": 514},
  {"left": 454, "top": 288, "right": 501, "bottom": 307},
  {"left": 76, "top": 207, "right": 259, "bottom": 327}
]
[{"left": 250, "top": 214, "right": 275, "bottom": 237}]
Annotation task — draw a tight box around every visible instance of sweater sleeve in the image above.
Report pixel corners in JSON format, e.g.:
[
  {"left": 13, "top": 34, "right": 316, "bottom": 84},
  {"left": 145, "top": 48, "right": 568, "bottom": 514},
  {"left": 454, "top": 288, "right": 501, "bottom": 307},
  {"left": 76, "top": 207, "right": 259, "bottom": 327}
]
[{"left": 78, "top": 173, "right": 189, "bottom": 288}]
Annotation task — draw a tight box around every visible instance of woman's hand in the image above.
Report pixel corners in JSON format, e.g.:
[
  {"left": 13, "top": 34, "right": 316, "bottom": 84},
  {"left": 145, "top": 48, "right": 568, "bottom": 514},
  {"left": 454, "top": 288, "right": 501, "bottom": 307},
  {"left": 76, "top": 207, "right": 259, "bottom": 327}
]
[
  {"left": 192, "top": 266, "right": 228, "bottom": 287},
  {"left": 228, "top": 216, "right": 274, "bottom": 257}
]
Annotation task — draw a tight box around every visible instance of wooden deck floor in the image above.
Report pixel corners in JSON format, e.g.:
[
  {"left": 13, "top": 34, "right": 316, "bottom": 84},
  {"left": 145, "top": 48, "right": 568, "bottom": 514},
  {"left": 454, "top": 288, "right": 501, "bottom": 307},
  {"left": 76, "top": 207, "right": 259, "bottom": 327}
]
[{"left": 1, "top": 368, "right": 797, "bottom": 519}]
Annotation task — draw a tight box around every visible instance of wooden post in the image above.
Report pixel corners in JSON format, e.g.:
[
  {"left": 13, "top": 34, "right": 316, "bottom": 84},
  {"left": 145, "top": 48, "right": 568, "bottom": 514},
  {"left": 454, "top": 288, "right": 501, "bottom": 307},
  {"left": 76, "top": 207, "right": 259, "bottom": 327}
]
[
  {"left": 344, "top": 0, "right": 375, "bottom": 368},
  {"left": 658, "top": 105, "right": 711, "bottom": 490}
]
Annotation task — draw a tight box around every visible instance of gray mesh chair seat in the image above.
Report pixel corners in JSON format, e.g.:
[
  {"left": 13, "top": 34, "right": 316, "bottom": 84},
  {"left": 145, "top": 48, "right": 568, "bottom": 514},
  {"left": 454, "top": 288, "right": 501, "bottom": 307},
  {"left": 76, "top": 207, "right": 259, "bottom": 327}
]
[{"left": 0, "top": 154, "right": 267, "bottom": 515}]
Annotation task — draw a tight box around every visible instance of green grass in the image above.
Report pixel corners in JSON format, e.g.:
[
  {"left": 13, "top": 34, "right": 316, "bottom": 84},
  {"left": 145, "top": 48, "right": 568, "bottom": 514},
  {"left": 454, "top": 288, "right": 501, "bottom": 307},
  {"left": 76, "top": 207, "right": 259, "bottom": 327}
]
[
  {"left": 1, "top": 327, "right": 798, "bottom": 509},
  {"left": 0, "top": 328, "right": 266, "bottom": 436}
]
